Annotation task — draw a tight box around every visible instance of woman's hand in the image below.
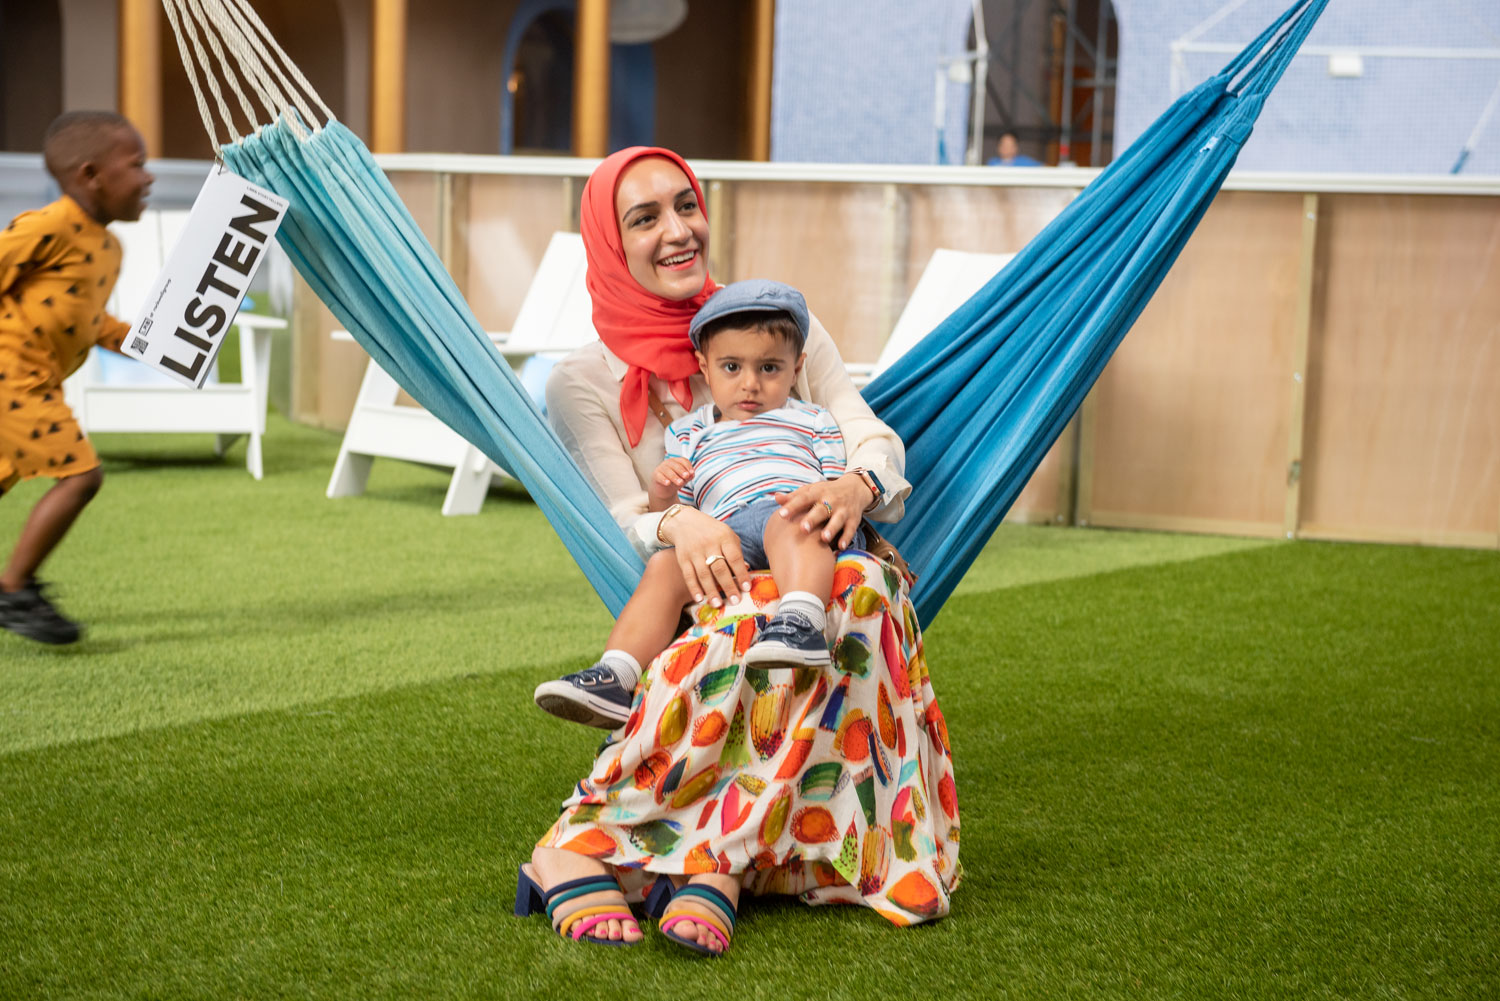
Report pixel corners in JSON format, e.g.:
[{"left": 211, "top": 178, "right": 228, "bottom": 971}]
[
  {"left": 659, "top": 506, "right": 752, "bottom": 607},
  {"left": 774, "top": 473, "right": 874, "bottom": 549}
]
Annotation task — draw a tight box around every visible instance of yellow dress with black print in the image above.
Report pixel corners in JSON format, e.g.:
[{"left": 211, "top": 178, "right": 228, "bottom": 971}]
[{"left": 0, "top": 195, "right": 130, "bottom": 490}]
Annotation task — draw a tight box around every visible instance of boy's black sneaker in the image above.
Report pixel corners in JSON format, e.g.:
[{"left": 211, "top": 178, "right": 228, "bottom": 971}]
[{"left": 0, "top": 580, "right": 82, "bottom": 645}]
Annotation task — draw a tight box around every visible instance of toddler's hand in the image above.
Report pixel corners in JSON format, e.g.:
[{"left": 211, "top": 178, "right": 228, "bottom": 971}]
[{"left": 650, "top": 457, "right": 693, "bottom": 502}]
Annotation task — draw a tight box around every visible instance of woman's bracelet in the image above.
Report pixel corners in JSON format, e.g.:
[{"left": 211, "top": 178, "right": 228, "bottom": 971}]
[{"left": 656, "top": 503, "right": 684, "bottom": 546}]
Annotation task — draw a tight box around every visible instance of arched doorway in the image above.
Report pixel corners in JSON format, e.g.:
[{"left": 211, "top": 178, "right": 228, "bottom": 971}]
[
  {"left": 502, "top": 2, "right": 576, "bottom": 154},
  {"left": 973, "top": 0, "right": 1118, "bottom": 166},
  {"left": 499, "top": 0, "right": 666, "bottom": 155}
]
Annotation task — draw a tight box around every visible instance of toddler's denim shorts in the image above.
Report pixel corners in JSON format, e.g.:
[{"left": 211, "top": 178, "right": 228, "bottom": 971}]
[{"left": 721, "top": 495, "right": 866, "bottom": 571}]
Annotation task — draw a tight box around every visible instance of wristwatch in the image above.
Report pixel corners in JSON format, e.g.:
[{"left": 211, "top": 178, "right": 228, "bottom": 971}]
[{"left": 848, "top": 468, "right": 885, "bottom": 511}]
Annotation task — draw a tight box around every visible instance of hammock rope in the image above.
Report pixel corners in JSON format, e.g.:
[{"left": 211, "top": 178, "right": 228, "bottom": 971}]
[
  {"left": 160, "top": 0, "right": 233, "bottom": 149},
  {"left": 165, "top": 0, "right": 332, "bottom": 148},
  {"left": 196, "top": 0, "right": 288, "bottom": 132},
  {"left": 164, "top": 0, "right": 1330, "bottom": 625}
]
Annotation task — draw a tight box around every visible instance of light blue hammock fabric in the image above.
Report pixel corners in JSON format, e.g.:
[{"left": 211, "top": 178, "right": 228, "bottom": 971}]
[
  {"left": 222, "top": 129, "right": 644, "bottom": 614},
  {"left": 221, "top": 0, "right": 1327, "bottom": 626}
]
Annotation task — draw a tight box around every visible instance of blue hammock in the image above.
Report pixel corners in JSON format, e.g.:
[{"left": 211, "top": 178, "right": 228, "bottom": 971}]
[{"left": 222, "top": 0, "right": 1327, "bottom": 626}]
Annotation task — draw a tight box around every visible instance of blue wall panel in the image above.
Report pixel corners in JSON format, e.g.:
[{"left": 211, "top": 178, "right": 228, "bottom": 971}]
[
  {"left": 1115, "top": 0, "right": 1500, "bottom": 175},
  {"left": 771, "top": 0, "right": 976, "bottom": 164}
]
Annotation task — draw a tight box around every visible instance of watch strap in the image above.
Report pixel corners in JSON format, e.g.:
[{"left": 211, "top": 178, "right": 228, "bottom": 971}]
[{"left": 850, "top": 467, "right": 885, "bottom": 510}]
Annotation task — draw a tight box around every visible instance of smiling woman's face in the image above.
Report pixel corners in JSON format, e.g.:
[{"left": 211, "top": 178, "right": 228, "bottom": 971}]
[{"left": 614, "top": 156, "right": 710, "bottom": 301}]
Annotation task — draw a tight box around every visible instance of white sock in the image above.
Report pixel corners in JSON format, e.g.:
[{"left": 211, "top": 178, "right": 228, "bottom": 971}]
[
  {"left": 599, "top": 649, "right": 642, "bottom": 690},
  {"left": 776, "top": 591, "right": 827, "bottom": 632}
]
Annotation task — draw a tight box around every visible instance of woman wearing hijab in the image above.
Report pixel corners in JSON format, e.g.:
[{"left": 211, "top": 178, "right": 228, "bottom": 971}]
[{"left": 516, "top": 147, "right": 959, "bottom": 955}]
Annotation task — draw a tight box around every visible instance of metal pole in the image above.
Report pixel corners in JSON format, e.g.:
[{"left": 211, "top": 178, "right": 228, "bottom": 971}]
[
  {"left": 1091, "top": 1, "right": 1109, "bottom": 165},
  {"left": 934, "top": 66, "right": 949, "bottom": 164},
  {"left": 1452, "top": 73, "right": 1500, "bottom": 174},
  {"left": 1059, "top": 0, "right": 1076, "bottom": 163},
  {"left": 1012, "top": 0, "right": 1023, "bottom": 136},
  {"left": 1047, "top": 9, "right": 1064, "bottom": 164},
  {"left": 968, "top": 0, "right": 989, "bottom": 165}
]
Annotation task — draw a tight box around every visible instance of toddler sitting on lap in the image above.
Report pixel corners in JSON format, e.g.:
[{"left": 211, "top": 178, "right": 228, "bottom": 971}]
[{"left": 538, "top": 279, "right": 863, "bottom": 723}]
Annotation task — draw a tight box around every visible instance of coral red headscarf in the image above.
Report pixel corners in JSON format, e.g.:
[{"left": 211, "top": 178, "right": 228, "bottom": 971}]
[{"left": 580, "top": 146, "right": 719, "bottom": 447}]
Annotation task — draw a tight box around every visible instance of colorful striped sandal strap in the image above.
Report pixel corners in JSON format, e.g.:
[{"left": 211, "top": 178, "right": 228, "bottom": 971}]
[
  {"left": 544, "top": 874, "right": 639, "bottom": 943},
  {"left": 559, "top": 905, "right": 638, "bottom": 941},
  {"left": 672, "top": 883, "right": 737, "bottom": 922},
  {"left": 543, "top": 875, "right": 625, "bottom": 922},
  {"left": 660, "top": 884, "right": 737, "bottom": 954}
]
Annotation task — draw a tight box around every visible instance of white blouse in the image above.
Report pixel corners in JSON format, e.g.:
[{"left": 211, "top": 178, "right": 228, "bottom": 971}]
[{"left": 545, "top": 315, "right": 911, "bottom": 558}]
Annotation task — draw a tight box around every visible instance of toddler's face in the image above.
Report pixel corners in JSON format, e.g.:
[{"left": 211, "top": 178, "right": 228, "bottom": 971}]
[{"left": 696, "top": 326, "right": 803, "bottom": 422}]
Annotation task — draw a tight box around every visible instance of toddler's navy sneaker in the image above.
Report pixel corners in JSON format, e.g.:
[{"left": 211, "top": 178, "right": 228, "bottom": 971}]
[
  {"left": 534, "top": 662, "right": 634, "bottom": 728},
  {"left": 742, "top": 609, "right": 830, "bottom": 670}
]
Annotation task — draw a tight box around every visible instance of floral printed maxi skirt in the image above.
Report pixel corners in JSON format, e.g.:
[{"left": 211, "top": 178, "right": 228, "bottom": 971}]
[{"left": 538, "top": 552, "right": 961, "bottom": 926}]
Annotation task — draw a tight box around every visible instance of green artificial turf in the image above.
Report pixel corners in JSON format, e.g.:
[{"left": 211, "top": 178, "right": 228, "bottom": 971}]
[{"left": 1, "top": 417, "right": 1496, "bottom": 999}]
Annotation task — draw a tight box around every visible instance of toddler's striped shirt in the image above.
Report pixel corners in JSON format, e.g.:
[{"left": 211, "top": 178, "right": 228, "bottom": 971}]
[{"left": 665, "top": 399, "right": 847, "bottom": 520}]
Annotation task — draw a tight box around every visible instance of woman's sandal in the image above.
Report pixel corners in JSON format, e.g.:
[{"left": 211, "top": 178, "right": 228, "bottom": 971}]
[
  {"left": 513, "top": 863, "right": 642, "bottom": 946},
  {"left": 658, "top": 882, "right": 738, "bottom": 957}
]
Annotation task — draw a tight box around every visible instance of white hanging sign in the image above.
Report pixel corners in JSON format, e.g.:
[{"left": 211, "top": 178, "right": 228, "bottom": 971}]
[{"left": 124, "top": 169, "right": 289, "bottom": 388}]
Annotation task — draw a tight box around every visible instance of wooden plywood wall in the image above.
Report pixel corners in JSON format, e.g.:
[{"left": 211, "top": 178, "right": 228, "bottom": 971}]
[
  {"left": 286, "top": 167, "right": 1498, "bottom": 551},
  {"left": 907, "top": 184, "right": 1081, "bottom": 524},
  {"left": 464, "top": 174, "right": 573, "bottom": 332},
  {"left": 296, "top": 171, "right": 573, "bottom": 429},
  {"left": 1300, "top": 195, "right": 1500, "bottom": 546},
  {"left": 1080, "top": 191, "right": 1307, "bottom": 537},
  {"left": 726, "top": 180, "right": 1075, "bottom": 522},
  {"left": 905, "top": 184, "right": 1074, "bottom": 271},
  {"left": 295, "top": 172, "right": 447, "bottom": 428},
  {"left": 726, "top": 182, "right": 900, "bottom": 365}
]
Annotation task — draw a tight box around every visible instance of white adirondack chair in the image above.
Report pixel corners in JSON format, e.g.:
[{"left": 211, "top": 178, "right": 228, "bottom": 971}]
[
  {"left": 326, "top": 230, "right": 594, "bottom": 516},
  {"left": 846, "top": 248, "right": 1016, "bottom": 388},
  {"left": 61, "top": 208, "right": 285, "bottom": 478}
]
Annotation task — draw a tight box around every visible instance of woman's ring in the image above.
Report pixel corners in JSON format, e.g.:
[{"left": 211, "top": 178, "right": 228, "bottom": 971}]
[
  {"left": 821, "top": 500, "right": 834, "bottom": 516},
  {"left": 704, "top": 554, "right": 725, "bottom": 567}
]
